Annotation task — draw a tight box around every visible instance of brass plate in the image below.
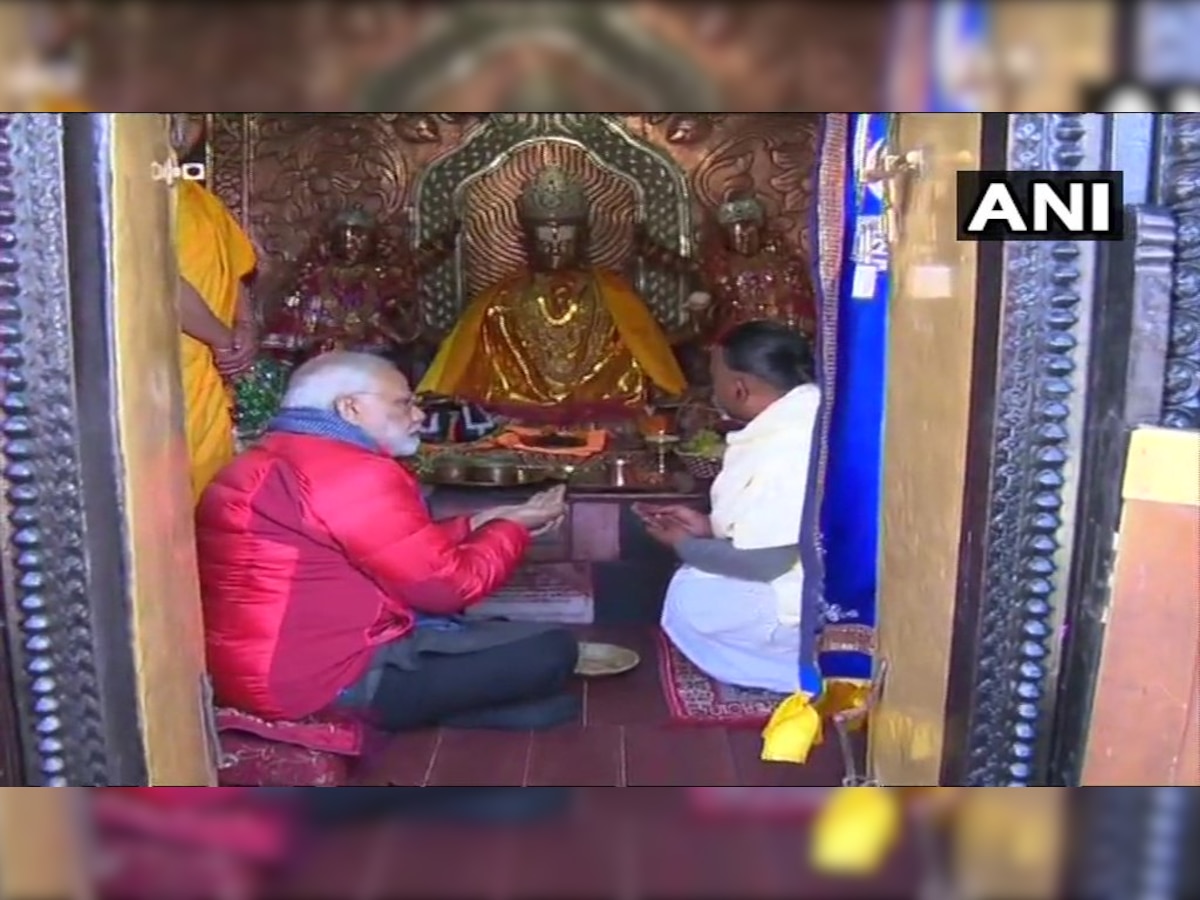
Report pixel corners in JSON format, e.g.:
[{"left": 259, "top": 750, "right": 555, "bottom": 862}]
[
  {"left": 426, "top": 467, "right": 553, "bottom": 489},
  {"left": 574, "top": 642, "right": 641, "bottom": 678},
  {"left": 567, "top": 468, "right": 678, "bottom": 492}
]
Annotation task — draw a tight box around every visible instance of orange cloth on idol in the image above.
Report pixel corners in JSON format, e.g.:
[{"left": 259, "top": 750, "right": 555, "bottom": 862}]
[
  {"left": 418, "top": 268, "right": 685, "bottom": 410},
  {"left": 175, "top": 181, "right": 256, "bottom": 503},
  {"left": 494, "top": 427, "right": 608, "bottom": 459}
]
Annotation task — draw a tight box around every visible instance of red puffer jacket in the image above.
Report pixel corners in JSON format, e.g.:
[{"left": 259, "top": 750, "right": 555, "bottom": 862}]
[{"left": 195, "top": 433, "right": 529, "bottom": 720}]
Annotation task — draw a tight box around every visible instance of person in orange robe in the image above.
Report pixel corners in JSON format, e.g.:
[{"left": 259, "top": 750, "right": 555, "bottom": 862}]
[
  {"left": 28, "top": 107, "right": 257, "bottom": 499},
  {"left": 171, "top": 114, "right": 258, "bottom": 501}
]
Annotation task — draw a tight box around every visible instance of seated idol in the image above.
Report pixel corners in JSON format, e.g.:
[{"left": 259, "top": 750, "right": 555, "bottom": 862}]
[
  {"left": 235, "top": 208, "right": 456, "bottom": 439},
  {"left": 636, "top": 321, "right": 819, "bottom": 695},
  {"left": 417, "top": 165, "right": 687, "bottom": 422},
  {"left": 262, "top": 206, "right": 454, "bottom": 360},
  {"left": 636, "top": 192, "right": 817, "bottom": 341}
]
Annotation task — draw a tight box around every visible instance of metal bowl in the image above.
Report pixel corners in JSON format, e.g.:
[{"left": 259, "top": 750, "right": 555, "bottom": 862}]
[
  {"left": 567, "top": 458, "right": 672, "bottom": 492},
  {"left": 464, "top": 461, "right": 550, "bottom": 487},
  {"left": 431, "top": 458, "right": 471, "bottom": 482}
]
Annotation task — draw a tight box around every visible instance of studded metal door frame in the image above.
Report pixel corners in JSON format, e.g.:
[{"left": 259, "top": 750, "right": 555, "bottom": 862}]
[
  {"left": 941, "top": 112, "right": 1193, "bottom": 786},
  {"left": 941, "top": 112, "right": 1112, "bottom": 786},
  {"left": 0, "top": 113, "right": 147, "bottom": 786}
]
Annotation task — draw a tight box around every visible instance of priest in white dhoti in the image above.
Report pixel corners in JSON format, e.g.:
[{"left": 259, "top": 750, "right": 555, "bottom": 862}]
[{"left": 637, "top": 320, "right": 819, "bottom": 695}]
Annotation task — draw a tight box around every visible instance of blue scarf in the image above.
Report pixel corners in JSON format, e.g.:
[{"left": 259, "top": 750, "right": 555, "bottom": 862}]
[
  {"left": 266, "top": 406, "right": 464, "bottom": 634},
  {"left": 266, "top": 406, "right": 382, "bottom": 453}
]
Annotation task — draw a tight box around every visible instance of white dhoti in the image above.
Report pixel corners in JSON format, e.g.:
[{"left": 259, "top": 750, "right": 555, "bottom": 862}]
[{"left": 662, "top": 565, "right": 801, "bottom": 695}]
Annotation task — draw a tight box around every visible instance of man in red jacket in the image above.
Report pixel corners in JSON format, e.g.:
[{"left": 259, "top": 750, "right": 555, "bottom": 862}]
[{"left": 196, "top": 351, "right": 580, "bottom": 731}]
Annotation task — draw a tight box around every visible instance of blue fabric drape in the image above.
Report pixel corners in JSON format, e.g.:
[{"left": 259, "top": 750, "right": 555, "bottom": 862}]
[
  {"left": 817, "top": 113, "right": 891, "bottom": 683},
  {"left": 929, "top": 0, "right": 991, "bottom": 111}
]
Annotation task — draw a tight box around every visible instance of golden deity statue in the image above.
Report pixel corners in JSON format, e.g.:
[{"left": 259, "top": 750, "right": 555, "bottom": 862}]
[
  {"left": 700, "top": 195, "right": 817, "bottom": 338},
  {"left": 638, "top": 193, "right": 817, "bottom": 341},
  {"left": 262, "top": 207, "right": 454, "bottom": 360},
  {"left": 418, "top": 165, "right": 687, "bottom": 423}
]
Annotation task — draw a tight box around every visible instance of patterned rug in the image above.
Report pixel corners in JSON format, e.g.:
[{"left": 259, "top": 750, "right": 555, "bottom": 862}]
[
  {"left": 656, "top": 630, "right": 788, "bottom": 727},
  {"left": 469, "top": 562, "right": 595, "bottom": 625}
]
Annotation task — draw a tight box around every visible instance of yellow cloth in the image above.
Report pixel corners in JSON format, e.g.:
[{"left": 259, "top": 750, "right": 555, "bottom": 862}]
[
  {"left": 810, "top": 786, "right": 903, "bottom": 875},
  {"left": 760, "top": 679, "right": 871, "bottom": 764},
  {"left": 765, "top": 680, "right": 892, "bottom": 874},
  {"left": 419, "top": 267, "right": 685, "bottom": 407},
  {"left": 174, "top": 181, "right": 256, "bottom": 502},
  {"left": 31, "top": 94, "right": 92, "bottom": 112},
  {"left": 810, "top": 788, "right": 964, "bottom": 878}
]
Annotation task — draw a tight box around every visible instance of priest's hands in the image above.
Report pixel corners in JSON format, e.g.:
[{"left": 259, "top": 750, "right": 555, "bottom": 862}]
[{"left": 633, "top": 502, "right": 713, "bottom": 547}]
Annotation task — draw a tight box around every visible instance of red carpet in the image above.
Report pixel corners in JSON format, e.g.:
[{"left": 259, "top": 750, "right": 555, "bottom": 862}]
[{"left": 656, "top": 630, "right": 788, "bottom": 727}]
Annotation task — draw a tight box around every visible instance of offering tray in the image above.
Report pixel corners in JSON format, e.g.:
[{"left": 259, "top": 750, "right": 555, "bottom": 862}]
[
  {"left": 673, "top": 427, "right": 725, "bottom": 479},
  {"left": 566, "top": 455, "right": 695, "bottom": 493},
  {"left": 423, "top": 453, "right": 554, "bottom": 488},
  {"left": 575, "top": 642, "right": 640, "bottom": 677}
]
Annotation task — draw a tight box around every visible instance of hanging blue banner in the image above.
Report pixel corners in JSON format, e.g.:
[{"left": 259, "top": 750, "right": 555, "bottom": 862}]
[
  {"left": 929, "top": 0, "right": 991, "bottom": 111},
  {"left": 817, "top": 112, "right": 890, "bottom": 683}
]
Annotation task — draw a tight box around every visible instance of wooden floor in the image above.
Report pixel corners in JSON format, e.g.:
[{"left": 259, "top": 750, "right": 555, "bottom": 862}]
[
  {"left": 268, "top": 791, "right": 925, "bottom": 899},
  {"left": 262, "top": 627, "right": 922, "bottom": 898},
  {"left": 352, "top": 625, "right": 857, "bottom": 788}
]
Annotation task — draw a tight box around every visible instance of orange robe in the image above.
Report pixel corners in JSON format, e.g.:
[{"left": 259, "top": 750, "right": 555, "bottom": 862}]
[
  {"left": 418, "top": 267, "right": 685, "bottom": 411},
  {"left": 174, "top": 181, "right": 256, "bottom": 502}
]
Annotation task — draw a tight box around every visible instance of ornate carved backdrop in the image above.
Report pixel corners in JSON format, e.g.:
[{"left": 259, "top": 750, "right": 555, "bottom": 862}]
[
  {"left": 410, "top": 115, "right": 694, "bottom": 330},
  {"left": 207, "top": 113, "right": 828, "bottom": 333},
  {"left": 455, "top": 139, "right": 642, "bottom": 302},
  {"left": 68, "top": 5, "right": 894, "bottom": 112}
]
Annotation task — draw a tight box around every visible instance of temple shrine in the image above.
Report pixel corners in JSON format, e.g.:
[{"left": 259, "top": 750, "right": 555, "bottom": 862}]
[
  {"left": 1, "top": 0, "right": 1196, "bottom": 838},
  {"left": 220, "top": 112, "right": 838, "bottom": 630},
  {"left": 1, "top": 1, "right": 1198, "bottom": 893}
]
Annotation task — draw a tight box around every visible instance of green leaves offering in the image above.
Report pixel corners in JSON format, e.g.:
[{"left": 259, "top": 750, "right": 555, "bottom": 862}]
[{"left": 679, "top": 428, "right": 724, "bottom": 459}]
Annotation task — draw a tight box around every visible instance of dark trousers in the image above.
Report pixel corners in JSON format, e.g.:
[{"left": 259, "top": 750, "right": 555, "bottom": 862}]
[{"left": 368, "top": 627, "right": 579, "bottom": 732}]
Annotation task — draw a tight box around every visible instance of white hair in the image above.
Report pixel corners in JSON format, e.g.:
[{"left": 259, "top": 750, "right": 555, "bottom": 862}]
[{"left": 280, "top": 351, "right": 401, "bottom": 410}]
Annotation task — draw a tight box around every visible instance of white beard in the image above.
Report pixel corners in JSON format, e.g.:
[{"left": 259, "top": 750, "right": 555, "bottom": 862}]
[{"left": 386, "top": 433, "right": 422, "bottom": 458}]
